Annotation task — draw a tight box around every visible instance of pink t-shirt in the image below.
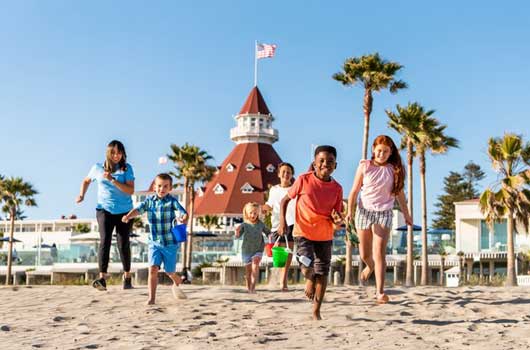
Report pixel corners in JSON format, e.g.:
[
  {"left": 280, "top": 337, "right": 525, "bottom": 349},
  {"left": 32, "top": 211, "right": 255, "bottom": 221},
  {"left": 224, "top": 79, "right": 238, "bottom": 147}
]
[{"left": 358, "top": 160, "right": 395, "bottom": 211}]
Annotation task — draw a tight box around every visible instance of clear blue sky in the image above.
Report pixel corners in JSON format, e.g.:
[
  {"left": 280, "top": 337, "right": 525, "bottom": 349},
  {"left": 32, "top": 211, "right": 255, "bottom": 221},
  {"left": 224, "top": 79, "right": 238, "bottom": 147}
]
[{"left": 1, "top": 1, "right": 529, "bottom": 224}]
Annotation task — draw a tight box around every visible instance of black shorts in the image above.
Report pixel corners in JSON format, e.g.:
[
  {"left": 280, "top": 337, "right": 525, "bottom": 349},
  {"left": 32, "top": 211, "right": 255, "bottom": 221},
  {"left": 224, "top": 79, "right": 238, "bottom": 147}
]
[
  {"left": 271, "top": 225, "right": 294, "bottom": 243},
  {"left": 295, "top": 237, "right": 332, "bottom": 276}
]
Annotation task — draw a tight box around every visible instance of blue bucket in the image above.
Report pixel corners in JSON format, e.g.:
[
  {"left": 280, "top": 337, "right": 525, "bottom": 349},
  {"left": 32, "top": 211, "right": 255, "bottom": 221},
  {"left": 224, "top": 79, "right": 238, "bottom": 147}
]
[{"left": 171, "top": 224, "right": 187, "bottom": 243}]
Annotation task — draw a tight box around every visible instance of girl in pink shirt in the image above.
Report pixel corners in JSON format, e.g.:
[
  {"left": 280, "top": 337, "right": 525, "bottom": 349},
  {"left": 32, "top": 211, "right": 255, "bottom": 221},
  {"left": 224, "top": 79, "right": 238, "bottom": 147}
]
[{"left": 345, "top": 135, "right": 412, "bottom": 304}]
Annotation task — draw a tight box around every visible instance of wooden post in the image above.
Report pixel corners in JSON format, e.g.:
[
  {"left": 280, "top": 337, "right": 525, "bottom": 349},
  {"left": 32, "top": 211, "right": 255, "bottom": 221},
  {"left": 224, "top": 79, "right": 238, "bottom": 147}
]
[
  {"left": 479, "top": 261, "right": 484, "bottom": 284},
  {"left": 489, "top": 261, "right": 495, "bottom": 282},
  {"left": 466, "top": 259, "right": 473, "bottom": 282}
]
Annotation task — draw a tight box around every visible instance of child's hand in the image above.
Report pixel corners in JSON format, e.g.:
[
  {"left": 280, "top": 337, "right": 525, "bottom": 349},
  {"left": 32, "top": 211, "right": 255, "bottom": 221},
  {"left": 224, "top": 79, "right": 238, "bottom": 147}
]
[
  {"left": 235, "top": 225, "right": 241, "bottom": 238},
  {"left": 102, "top": 172, "right": 114, "bottom": 181},
  {"left": 277, "top": 221, "right": 286, "bottom": 236},
  {"left": 76, "top": 195, "right": 84, "bottom": 204},
  {"left": 331, "top": 209, "right": 344, "bottom": 225},
  {"left": 179, "top": 213, "right": 188, "bottom": 223},
  {"left": 121, "top": 215, "right": 130, "bottom": 224}
]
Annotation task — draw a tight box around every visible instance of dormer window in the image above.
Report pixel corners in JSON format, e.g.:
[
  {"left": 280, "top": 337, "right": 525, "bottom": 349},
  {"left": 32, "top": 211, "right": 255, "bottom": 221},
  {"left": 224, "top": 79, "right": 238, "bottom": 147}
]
[
  {"left": 226, "top": 163, "right": 235, "bottom": 172},
  {"left": 245, "top": 163, "right": 255, "bottom": 171},
  {"left": 266, "top": 164, "right": 276, "bottom": 173},
  {"left": 214, "top": 184, "right": 225, "bottom": 195},
  {"left": 241, "top": 183, "right": 254, "bottom": 194},
  {"left": 197, "top": 187, "right": 205, "bottom": 197}
]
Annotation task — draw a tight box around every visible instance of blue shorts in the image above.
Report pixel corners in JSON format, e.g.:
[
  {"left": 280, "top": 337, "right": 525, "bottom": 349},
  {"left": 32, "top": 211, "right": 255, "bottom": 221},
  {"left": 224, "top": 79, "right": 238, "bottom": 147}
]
[
  {"left": 149, "top": 244, "right": 178, "bottom": 273},
  {"left": 242, "top": 252, "right": 263, "bottom": 265}
]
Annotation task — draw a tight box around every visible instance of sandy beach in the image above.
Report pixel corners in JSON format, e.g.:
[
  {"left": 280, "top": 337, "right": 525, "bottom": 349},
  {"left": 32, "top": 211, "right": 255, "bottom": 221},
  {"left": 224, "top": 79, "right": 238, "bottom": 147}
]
[{"left": 0, "top": 284, "right": 529, "bottom": 350}]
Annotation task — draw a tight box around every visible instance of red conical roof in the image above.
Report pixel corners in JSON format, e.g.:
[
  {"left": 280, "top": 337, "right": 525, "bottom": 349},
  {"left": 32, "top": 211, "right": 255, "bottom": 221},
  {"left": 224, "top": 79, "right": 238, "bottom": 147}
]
[
  {"left": 194, "top": 143, "right": 282, "bottom": 216},
  {"left": 239, "top": 86, "right": 271, "bottom": 115}
]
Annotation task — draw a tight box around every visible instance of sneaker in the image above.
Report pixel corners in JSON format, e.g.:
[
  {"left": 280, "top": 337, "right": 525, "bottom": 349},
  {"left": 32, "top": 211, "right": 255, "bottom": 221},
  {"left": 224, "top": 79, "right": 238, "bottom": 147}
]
[
  {"left": 123, "top": 277, "right": 133, "bottom": 290},
  {"left": 92, "top": 277, "right": 107, "bottom": 291}
]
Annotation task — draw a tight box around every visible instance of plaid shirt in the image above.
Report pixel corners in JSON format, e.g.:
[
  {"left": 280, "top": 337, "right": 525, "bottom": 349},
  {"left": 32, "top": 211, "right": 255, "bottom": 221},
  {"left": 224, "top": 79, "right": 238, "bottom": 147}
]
[{"left": 136, "top": 194, "right": 187, "bottom": 246}]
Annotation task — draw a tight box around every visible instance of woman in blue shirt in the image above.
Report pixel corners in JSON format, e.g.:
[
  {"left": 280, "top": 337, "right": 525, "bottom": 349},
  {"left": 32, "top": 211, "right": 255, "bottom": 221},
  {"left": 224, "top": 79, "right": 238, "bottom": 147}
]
[{"left": 77, "top": 140, "right": 135, "bottom": 291}]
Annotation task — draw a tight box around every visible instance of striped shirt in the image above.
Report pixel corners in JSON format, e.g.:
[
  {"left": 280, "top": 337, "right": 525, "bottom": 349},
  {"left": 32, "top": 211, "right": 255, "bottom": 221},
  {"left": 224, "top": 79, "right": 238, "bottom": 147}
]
[{"left": 136, "top": 194, "right": 187, "bottom": 246}]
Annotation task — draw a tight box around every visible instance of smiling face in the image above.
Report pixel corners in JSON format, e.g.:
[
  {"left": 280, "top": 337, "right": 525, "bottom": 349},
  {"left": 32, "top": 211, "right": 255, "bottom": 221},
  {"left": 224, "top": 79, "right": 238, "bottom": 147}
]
[
  {"left": 246, "top": 206, "right": 259, "bottom": 223},
  {"left": 108, "top": 146, "right": 123, "bottom": 164},
  {"left": 278, "top": 164, "right": 293, "bottom": 187},
  {"left": 372, "top": 144, "right": 392, "bottom": 165},
  {"left": 154, "top": 177, "right": 172, "bottom": 198},
  {"left": 313, "top": 151, "right": 336, "bottom": 180}
]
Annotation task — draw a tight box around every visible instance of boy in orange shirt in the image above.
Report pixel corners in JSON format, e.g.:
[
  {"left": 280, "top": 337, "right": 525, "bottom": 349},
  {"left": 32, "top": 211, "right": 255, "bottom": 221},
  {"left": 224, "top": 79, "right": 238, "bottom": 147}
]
[{"left": 278, "top": 145, "right": 343, "bottom": 320}]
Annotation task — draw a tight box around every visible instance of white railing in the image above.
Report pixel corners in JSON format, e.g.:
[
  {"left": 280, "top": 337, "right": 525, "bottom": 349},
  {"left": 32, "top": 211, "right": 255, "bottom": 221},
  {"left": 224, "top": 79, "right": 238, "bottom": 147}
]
[{"left": 517, "top": 275, "right": 530, "bottom": 286}]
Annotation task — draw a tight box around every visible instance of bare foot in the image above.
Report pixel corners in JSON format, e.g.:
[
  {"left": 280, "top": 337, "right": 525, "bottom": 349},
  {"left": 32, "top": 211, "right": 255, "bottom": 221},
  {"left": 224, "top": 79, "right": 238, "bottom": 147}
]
[
  {"left": 146, "top": 299, "right": 155, "bottom": 305},
  {"left": 376, "top": 294, "right": 389, "bottom": 304},
  {"left": 281, "top": 286, "right": 289, "bottom": 292},
  {"left": 172, "top": 284, "right": 187, "bottom": 300},
  {"left": 360, "top": 265, "right": 374, "bottom": 282},
  {"left": 304, "top": 278, "right": 315, "bottom": 300},
  {"left": 312, "top": 311, "right": 322, "bottom": 321}
]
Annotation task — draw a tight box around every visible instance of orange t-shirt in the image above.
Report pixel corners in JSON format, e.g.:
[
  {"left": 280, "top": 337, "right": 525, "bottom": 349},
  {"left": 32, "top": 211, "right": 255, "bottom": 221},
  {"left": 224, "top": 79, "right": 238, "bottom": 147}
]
[{"left": 288, "top": 172, "right": 343, "bottom": 241}]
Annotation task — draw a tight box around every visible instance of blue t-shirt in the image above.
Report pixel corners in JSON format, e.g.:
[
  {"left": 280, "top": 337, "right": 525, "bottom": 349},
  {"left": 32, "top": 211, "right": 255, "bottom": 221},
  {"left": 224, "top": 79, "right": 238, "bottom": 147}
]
[{"left": 88, "top": 162, "right": 135, "bottom": 214}]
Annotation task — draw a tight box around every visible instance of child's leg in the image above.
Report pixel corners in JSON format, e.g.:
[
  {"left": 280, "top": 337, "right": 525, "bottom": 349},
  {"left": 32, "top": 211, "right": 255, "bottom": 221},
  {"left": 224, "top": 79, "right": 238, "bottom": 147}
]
[
  {"left": 250, "top": 256, "right": 261, "bottom": 293},
  {"left": 147, "top": 266, "right": 159, "bottom": 305},
  {"left": 358, "top": 228, "right": 375, "bottom": 281},
  {"left": 312, "top": 240, "right": 332, "bottom": 321},
  {"left": 244, "top": 264, "right": 252, "bottom": 292},
  {"left": 372, "top": 224, "right": 390, "bottom": 299},
  {"left": 166, "top": 272, "right": 187, "bottom": 300},
  {"left": 297, "top": 237, "right": 316, "bottom": 300}
]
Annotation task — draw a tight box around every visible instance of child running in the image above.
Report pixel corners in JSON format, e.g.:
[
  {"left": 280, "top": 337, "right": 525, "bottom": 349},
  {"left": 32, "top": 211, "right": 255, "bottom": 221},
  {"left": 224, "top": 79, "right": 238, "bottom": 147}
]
[
  {"left": 278, "top": 145, "right": 343, "bottom": 320},
  {"left": 122, "top": 173, "right": 188, "bottom": 305},
  {"left": 235, "top": 202, "right": 271, "bottom": 293},
  {"left": 262, "top": 162, "right": 296, "bottom": 291},
  {"left": 345, "top": 135, "right": 412, "bottom": 304}
]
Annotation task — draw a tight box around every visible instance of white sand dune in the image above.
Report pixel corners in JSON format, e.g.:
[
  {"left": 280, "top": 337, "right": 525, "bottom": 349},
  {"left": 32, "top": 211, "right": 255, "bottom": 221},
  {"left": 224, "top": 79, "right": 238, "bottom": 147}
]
[{"left": 1, "top": 284, "right": 529, "bottom": 349}]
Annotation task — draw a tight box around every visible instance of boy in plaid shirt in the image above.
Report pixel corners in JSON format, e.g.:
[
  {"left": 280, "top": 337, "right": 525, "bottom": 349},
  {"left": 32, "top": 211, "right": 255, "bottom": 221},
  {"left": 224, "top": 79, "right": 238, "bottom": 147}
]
[{"left": 122, "top": 173, "right": 188, "bottom": 304}]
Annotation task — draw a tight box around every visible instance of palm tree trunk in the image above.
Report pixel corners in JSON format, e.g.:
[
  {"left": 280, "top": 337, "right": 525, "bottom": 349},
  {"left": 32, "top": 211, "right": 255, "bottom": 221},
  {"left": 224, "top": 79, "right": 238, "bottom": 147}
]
[
  {"left": 362, "top": 89, "right": 373, "bottom": 159},
  {"left": 185, "top": 188, "right": 196, "bottom": 271},
  {"left": 506, "top": 213, "right": 517, "bottom": 286},
  {"left": 439, "top": 256, "right": 445, "bottom": 286},
  {"left": 344, "top": 240, "right": 353, "bottom": 285},
  {"left": 6, "top": 210, "right": 15, "bottom": 285},
  {"left": 405, "top": 140, "right": 414, "bottom": 287},
  {"left": 180, "top": 180, "right": 189, "bottom": 267},
  {"left": 420, "top": 153, "right": 429, "bottom": 285}
]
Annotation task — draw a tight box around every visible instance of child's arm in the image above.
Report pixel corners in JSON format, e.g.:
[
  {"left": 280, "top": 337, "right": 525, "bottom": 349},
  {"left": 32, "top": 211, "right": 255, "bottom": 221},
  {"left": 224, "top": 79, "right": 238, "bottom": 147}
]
[
  {"left": 172, "top": 198, "right": 188, "bottom": 223},
  {"left": 122, "top": 209, "right": 140, "bottom": 223},
  {"left": 345, "top": 163, "right": 364, "bottom": 223},
  {"left": 235, "top": 224, "right": 243, "bottom": 239},
  {"left": 396, "top": 190, "right": 413, "bottom": 226},
  {"left": 262, "top": 223, "right": 271, "bottom": 236},
  {"left": 278, "top": 194, "right": 292, "bottom": 235}
]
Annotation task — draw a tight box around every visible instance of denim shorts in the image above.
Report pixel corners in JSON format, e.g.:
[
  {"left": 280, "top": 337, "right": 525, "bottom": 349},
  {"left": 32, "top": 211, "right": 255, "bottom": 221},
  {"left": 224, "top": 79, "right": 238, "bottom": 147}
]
[
  {"left": 241, "top": 252, "right": 263, "bottom": 265},
  {"left": 149, "top": 243, "right": 178, "bottom": 273}
]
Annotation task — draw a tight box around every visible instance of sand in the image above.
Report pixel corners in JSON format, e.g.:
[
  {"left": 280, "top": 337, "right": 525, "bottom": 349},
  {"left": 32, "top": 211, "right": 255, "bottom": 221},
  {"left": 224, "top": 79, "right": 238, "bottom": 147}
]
[{"left": 0, "top": 284, "right": 529, "bottom": 349}]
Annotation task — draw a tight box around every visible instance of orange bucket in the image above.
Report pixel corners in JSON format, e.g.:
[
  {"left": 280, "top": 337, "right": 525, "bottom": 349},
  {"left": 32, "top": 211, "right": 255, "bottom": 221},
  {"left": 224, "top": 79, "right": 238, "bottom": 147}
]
[{"left": 265, "top": 243, "right": 273, "bottom": 257}]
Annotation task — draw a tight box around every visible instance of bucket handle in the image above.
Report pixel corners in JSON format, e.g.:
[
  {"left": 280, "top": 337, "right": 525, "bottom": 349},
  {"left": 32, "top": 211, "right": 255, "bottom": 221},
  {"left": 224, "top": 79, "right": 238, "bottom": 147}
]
[{"left": 273, "top": 235, "right": 291, "bottom": 253}]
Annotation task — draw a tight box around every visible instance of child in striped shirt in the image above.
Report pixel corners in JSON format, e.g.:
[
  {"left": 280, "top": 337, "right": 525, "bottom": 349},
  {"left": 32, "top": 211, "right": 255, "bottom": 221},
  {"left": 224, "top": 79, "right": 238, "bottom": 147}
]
[{"left": 345, "top": 135, "right": 412, "bottom": 304}]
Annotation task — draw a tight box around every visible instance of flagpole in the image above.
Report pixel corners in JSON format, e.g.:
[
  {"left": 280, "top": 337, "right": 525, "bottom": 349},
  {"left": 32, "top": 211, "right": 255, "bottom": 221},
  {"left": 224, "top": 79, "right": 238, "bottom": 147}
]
[{"left": 254, "top": 40, "right": 258, "bottom": 86}]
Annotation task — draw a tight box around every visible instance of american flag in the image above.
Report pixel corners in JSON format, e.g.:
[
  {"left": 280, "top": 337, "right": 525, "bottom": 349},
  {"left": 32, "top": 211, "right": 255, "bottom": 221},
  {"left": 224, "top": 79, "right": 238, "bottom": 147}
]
[{"left": 256, "top": 43, "right": 277, "bottom": 59}]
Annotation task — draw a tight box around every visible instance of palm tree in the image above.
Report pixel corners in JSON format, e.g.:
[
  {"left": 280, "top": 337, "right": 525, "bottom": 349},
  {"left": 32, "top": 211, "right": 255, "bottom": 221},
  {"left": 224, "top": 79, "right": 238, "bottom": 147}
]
[
  {"left": 72, "top": 223, "right": 90, "bottom": 234},
  {"left": 0, "top": 177, "right": 38, "bottom": 285},
  {"left": 416, "top": 112, "right": 459, "bottom": 285},
  {"left": 479, "top": 133, "right": 530, "bottom": 286},
  {"left": 168, "top": 143, "right": 216, "bottom": 274},
  {"left": 438, "top": 247, "right": 448, "bottom": 286},
  {"left": 387, "top": 102, "right": 422, "bottom": 287},
  {"left": 333, "top": 53, "right": 407, "bottom": 285},
  {"left": 197, "top": 215, "right": 220, "bottom": 232}
]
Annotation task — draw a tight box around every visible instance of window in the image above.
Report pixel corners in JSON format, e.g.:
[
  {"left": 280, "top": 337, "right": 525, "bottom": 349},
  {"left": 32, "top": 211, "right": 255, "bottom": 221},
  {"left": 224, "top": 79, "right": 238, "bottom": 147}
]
[
  {"left": 226, "top": 163, "right": 235, "bottom": 172},
  {"left": 250, "top": 118, "right": 256, "bottom": 128},
  {"left": 266, "top": 164, "right": 275, "bottom": 173},
  {"left": 245, "top": 163, "right": 255, "bottom": 171},
  {"left": 241, "top": 183, "right": 254, "bottom": 194},
  {"left": 214, "top": 184, "right": 225, "bottom": 195}
]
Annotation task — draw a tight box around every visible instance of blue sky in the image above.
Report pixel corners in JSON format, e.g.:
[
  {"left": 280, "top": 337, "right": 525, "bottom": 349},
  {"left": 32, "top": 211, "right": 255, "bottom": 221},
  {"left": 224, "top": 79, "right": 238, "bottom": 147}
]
[{"left": 1, "top": 1, "right": 529, "bottom": 224}]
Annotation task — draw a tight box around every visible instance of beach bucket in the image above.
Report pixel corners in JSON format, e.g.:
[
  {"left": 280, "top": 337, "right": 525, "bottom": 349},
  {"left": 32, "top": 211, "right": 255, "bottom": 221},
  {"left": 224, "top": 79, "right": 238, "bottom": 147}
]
[
  {"left": 265, "top": 242, "right": 273, "bottom": 257},
  {"left": 272, "top": 246, "right": 289, "bottom": 267},
  {"left": 171, "top": 223, "right": 187, "bottom": 243}
]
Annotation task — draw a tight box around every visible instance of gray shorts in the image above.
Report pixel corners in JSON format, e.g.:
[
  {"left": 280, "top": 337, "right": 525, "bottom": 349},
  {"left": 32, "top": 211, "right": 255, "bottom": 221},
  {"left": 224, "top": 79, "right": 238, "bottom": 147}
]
[
  {"left": 355, "top": 207, "right": 393, "bottom": 230},
  {"left": 295, "top": 237, "right": 332, "bottom": 276}
]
